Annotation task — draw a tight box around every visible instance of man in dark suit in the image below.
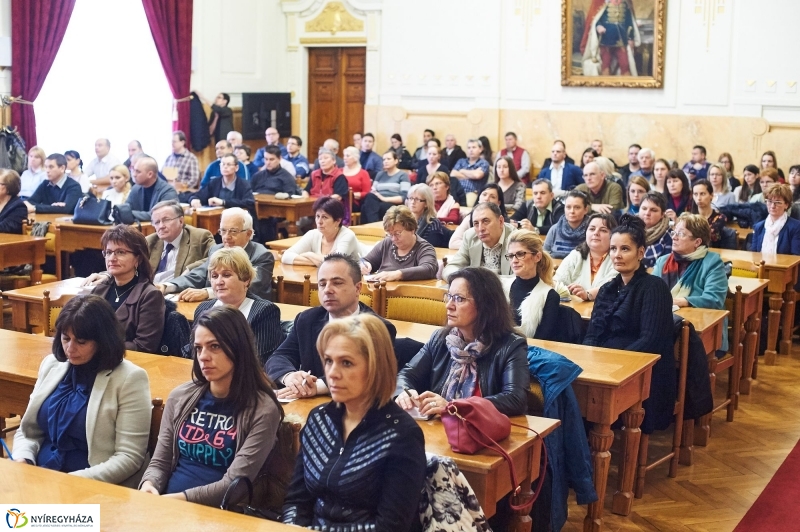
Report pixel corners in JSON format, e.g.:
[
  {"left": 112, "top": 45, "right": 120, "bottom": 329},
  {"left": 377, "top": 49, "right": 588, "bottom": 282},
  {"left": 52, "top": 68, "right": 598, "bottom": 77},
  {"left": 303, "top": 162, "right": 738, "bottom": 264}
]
[
  {"left": 126, "top": 156, "right": 179, "bottom": 221},
  {"left": 158, "top": 207, "right": 274, "bottom": 301},
  {"left": 537, "top": 141, "right": 584, "bottom": 197},
  {"left": 189, "top": 154, "right": 255, "bottom": 213},
  {"left": 24, "top": 153, "right": 82, "bottom": 214},
  {"left": 441, "top": 134, "right": 467, "bottom": 170},
  {"left": 266, "top": 253, "right": 397, "bottom": 397},
  {"left": 147, "top": 200, "right": 215, "bottom": 283}
]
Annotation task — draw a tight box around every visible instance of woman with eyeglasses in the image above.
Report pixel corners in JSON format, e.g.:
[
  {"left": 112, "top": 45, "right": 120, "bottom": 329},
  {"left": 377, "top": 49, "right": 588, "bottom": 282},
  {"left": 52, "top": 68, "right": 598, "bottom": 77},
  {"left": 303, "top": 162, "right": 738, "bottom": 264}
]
[
  {"left": 504, "top": 230, "right": 560, "bottom": 340},
  {"left": 653, "top": 213, "right": 728, "bottom": 350},
  {"left": 543, "top": 189, "right": 592, "bottom": 259},
  {"left": 91, "top": 225, "right": 166, "bottom": 354},
  {"left": 691, "top": 179, "right": 727, "bottom": 247},
  {"left": 584, "top": 215, "right": 676, "bottom": 434},
  {"left": 360, "top": 205, "right": 438, "bottom": 282},
  {"left": 750, "top": 168, "right": 779, "bottom": 204},
  {"left": 733, "top": 164, "right": 761, "bottom": 203},
  {"left": 495, "top": 155, "right": 526, "bottom": 212},
  {"left": 750, "top": 183, "right": 800, "bottom": 255},
  {"left": 0, "top": 169, "right": 29, "bottom": 234},
  {"left": 553, "top": 213, "right": 617, "bottom": 301},
  {"left": 396, "top": 267, "right": 528, "bottom": 417},
  {"left": 448, "top": 184, "right": 504, "bottom": 250},
  {"left": 281, "top": 196, "right": 359, "bottom": 266},
  {"left": 404, "top": 183, "right": 451, "bottom": 248}
]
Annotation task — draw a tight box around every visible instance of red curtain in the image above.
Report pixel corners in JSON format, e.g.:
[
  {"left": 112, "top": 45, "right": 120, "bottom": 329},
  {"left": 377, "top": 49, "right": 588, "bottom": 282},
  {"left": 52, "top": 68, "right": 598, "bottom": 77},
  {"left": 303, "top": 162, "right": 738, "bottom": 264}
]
[
  {"left": 142, "top": 0, "right": 193, "bottom": 149},
  {"left": 10, "top": 0, "right": 76, "bottom": 147}
]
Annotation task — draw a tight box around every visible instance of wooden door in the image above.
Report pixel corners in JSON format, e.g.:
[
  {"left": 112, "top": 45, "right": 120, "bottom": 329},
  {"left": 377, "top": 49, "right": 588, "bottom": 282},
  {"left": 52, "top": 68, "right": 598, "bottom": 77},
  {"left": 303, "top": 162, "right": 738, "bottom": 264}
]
[{"left": 307, "top": 47, "right": 365, "bottom": 164}]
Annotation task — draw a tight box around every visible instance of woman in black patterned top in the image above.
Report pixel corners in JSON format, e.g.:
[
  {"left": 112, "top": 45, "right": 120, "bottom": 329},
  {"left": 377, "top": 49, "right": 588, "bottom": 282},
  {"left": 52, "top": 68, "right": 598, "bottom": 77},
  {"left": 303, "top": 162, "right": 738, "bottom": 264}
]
[{"left": 282, "top": 315, "right": 426, "bottom": 531}]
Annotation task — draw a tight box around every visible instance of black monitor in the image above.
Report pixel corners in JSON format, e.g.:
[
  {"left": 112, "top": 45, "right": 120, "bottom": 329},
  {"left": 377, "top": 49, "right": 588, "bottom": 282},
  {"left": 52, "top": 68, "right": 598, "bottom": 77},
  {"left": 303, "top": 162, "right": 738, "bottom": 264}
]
[{"left": 241, "top": 93, "right": 291, "bottom": 139}]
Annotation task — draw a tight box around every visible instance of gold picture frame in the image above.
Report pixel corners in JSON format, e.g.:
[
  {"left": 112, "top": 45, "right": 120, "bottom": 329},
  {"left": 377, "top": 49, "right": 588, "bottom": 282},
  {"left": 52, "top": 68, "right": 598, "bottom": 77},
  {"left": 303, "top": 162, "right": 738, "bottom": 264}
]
[{"left": 561, "top": 0, "right": 666, "bottom": 88}]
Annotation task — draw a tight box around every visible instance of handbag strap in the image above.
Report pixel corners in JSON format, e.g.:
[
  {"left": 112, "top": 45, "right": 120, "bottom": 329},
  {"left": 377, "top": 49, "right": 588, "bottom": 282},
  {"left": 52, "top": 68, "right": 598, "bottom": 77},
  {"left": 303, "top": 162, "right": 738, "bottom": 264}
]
[
  {"left": 220, "top": 475, "right": 253, "bottom": 511},
  {"left": 457, "top": 415, "right": 549, "bottom": 512}
]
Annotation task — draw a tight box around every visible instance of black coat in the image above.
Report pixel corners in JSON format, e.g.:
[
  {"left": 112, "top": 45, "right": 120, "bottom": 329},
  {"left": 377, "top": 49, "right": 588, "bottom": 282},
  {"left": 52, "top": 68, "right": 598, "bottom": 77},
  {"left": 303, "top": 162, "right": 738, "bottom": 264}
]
[
  {"left": 0, "top": 196, "right": 29, "bottom": 233},
  {"left": 266, "top": 303, "right": 397, "bottom": 383},
  {"left": 190, "top": 176, "right": 255, "bottom": 212},
  {"left": 441, "top": 146, "right": 467, "bottom": 170},
  {"left": 395, "top": 327, "right": 529, "bottom": 416},
  {"left": 189, "top": 91, "right": 211, "bottom": 151}
]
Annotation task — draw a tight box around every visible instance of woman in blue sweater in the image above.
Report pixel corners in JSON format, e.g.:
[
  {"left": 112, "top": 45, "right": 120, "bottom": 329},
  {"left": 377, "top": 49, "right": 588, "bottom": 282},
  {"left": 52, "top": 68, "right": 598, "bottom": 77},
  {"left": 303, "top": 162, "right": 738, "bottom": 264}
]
[
  {"left": 750, "top": 183, "right": 800, "bottom": 256},
  {"left": 653, "top": 213, "right": 729, "bottom": 351}
]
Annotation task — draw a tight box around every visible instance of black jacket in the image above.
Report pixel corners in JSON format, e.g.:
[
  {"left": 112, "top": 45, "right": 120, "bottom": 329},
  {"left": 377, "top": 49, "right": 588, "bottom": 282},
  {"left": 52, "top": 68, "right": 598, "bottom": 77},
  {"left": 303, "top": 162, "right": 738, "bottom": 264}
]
[
  {"left": 266, "top": 303, "right": 397, "bottom": 383},
  {"left": 512, "top": 197, "right": 565, "bottom": 236},
  {"left": 250, "top": 167, "right": 298, "bottom": 195},
  {"left": 189, "top": 91, "right": 211, "bottom": 151},
  {"left": 125, "top": 178, "right": 179, "bottom": 221},
  {"left": 441, "top": 145, "right": 466, "bottom": 170},
  {"left": 395, "top": 327, "right": 529, "bottom": 416},
  {"left": 0, "top": 196, "right": 29, "bottom": 233},
  {"left": 190, "top": 176, "right": 255, "bottom": 211},
  {"left": 282, "top": 400, "right": 426, "bottom": 532},
  {"left": 28, "top": 178, "right": 82, "bottom": 214}
]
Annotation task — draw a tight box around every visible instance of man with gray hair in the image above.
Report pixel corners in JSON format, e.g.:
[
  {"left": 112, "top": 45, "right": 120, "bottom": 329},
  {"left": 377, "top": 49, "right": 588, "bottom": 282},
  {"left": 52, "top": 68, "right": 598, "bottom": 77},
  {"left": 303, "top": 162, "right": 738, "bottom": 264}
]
[
  {"left": 630, "top": 147, "right": 655, "bottom": 181},
  {"left": 126, "top": 156, "right": 179, "bottom": 221},
  {"left": 451, "top": 138, "right": 490, "bottom": 195},
  {"left": 313, "top": 138, "right": 345, "bottom": 170},
  {"left": 157, "top": 207, "right": 275, "bottom": 301},
  {"left": 576, "top": 161, "right": 624, "bottom": 214},
  {"left": 442, "top": 202, "right": 516, "bottom": 278}
]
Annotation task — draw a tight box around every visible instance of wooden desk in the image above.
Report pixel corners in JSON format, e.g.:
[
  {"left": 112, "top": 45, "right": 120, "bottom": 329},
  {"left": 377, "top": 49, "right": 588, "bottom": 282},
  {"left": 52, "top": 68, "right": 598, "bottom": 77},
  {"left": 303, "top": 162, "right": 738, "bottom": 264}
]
[
  {"left": 725, "top": 221, "right": 753, "bottom": 249},
  {"left": 191, "top": 207, "right": 224, "bottom": 235},
  {"left": 729, "top": 277, "right": 769, "bottom": 396},
  {"left": 54, "top": 218, "right": 155, "bottom": 279},
  {"left": 4, "top": 277, "right": 86, "bottom": 333},
  {"left": 282, "top": 396, "right": 559, "bottom": 523},
  {"left": 0, "top": 460, "right": 296, "bottom": 531},
  {"left": 350, "top": 221, "right": 385, "bottom": 238},
  {"left": 254, "top": 194, "right": 316, "bottom": 236},
  {"left": 712, "top": 248, "right": 800, "bottom": 362},
  {"left": 0, "top": 233, "right": 46, "bottom": 284}
]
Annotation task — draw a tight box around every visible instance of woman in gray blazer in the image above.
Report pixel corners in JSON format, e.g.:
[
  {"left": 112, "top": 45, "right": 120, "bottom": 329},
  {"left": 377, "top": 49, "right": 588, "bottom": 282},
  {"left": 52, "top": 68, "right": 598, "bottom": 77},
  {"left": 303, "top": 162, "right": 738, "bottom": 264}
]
[{"left": 12, "top": 296, "right": 151, "bottom": 486}]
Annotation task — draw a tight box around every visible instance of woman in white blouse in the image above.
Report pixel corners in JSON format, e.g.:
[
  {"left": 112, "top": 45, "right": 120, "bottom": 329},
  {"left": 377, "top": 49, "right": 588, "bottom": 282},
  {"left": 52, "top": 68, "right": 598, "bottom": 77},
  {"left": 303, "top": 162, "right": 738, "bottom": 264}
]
[
  {"left": 553, "top": 212, "right": 618, "bottom": 301},
  {"left": 101, "top": 165, "right": 132, "bottom": 207},
  {"left": 281, "top": 196, "right": 360, "bottom": 265},
  {"left": 65, "top": 150, "right": 92, "bottom": 193},
  {"left": 20, "top": 145, "right": 46, "bottom": 198}
]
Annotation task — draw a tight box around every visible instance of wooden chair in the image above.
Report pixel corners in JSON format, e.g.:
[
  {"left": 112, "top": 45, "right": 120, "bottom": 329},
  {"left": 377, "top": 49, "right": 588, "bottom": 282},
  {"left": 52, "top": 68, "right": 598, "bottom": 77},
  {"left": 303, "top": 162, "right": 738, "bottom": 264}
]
[
  {"left": 635, "top": 319, "right": 690, "bottom": 498},
  {"left": 249, "top": 418, "right": 303, "bottom": 517},
  {"left": 148, "top": 398, "right": 164, "bottom": 455},
  {"left": 349, "top": 188, "right": 360, "bottom": 226},
  {"left": 728, "top": 260, "right": 765, "bottom": 382},
  {"left": 272, "top": 275, "right": 285, "bottom": 303},
  {"left": 42, "top": 289, "right": 76, "bottom": 337},
  {"left": 380, "top": 283, "right": 447, "bottom": 326},
  {"left": 300, "top": 274, "right": 381, "bottom": 312},
  {"left": 161, "top": 166, "right": 178, "bottom": 183}
]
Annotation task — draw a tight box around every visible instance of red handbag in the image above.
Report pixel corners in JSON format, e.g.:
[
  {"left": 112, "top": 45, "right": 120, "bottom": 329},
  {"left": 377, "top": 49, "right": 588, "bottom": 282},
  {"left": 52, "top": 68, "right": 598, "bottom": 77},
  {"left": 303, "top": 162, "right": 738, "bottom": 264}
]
[{"left": 441, "top": 396, "right": 548, "bottom": 512}]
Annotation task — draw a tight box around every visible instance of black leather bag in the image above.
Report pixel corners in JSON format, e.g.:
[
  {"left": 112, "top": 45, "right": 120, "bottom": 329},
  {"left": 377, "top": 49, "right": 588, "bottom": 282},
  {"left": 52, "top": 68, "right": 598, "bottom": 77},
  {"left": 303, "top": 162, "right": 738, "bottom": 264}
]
[
  {"left": 112, "top": 204, "right": 135, "bottom": 225},
  {"left": 73, "top": 195, "right": 112, "bottom": 225}
]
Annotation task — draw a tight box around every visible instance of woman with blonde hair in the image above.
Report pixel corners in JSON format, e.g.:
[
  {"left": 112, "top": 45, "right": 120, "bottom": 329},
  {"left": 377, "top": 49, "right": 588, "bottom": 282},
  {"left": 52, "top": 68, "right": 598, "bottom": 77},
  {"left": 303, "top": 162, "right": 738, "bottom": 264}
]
[
  {"left": 102, "top": 165, "right": 132, "bottom": 207},
  {"left": 342, "top": 146, "right": 371, "bottom": 211},
  {"left": 282, "top": 314, "right": 426, "bottom": 531},
  {"left": 708, "top": 163, "right": 735, "bottom": 207},
  {"left": 360, "top": 204, "right": 438, "bottom": 281},
  {"left": 20, "top": 145, "right": 46, "bottom": 198},
  {"left": 505, "top": 229, "right": 560, "bottom": 340}
]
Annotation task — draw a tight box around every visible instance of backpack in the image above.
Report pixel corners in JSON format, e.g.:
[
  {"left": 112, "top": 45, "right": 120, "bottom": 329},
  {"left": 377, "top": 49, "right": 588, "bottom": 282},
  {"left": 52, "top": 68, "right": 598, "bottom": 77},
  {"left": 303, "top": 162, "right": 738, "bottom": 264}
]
[{"left": 158, "top": 298, "right": 191, "bottom": 357}]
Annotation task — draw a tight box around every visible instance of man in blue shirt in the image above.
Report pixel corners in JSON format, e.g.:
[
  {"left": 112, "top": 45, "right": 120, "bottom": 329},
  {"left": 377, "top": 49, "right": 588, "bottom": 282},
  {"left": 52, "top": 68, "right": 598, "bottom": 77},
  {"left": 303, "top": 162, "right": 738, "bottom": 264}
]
[
  {"left": 200, "top": 140, "right": 247, "bottom": 187},
  {"left": 285, "top": 136, "right": 310, "bottom": 179},
  {"left": 359, "top": 133, "right": 383, "bottom": 179},
  {"left": 253, "top": 127, "right": 288, "bottom": 168},
  {"left": 451, "top": 139, "right": 490, "bottom": 195},
  {"left": 24, "top": 153, "right": 82, "bottom": 214},
  {"left": 682, "top": 145, "right": 711, "bottom": 183}
]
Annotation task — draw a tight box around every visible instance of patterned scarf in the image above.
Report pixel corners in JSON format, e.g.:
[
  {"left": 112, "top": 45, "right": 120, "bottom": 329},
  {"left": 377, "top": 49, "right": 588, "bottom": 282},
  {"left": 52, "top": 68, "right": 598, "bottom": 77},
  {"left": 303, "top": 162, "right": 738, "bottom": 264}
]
[
  {"left": 441, "top": 328, "right": 487, "bottom": 402},
  {"left": 645, "top": 216, "right": 670, "bottom": 246},
  {"left": 660, "top": 246, "right": 708, "bottom": 299}
]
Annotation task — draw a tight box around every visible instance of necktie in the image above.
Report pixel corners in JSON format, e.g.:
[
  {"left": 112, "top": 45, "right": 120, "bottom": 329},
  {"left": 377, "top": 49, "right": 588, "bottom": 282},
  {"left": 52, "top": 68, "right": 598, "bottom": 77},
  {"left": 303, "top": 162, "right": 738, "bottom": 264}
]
[{"left": 156, "top": 243, "right": 174, "bottom": 274}]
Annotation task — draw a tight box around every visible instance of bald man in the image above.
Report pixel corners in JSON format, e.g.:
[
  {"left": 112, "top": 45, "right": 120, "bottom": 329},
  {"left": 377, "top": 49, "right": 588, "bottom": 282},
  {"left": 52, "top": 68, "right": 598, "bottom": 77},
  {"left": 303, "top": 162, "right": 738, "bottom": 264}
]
[
  {"left": 253, "top": 127, "right": 288, "bottom": 168},
  {"left": 86, "top": 138, "right": 121, "bottom": 187},
  {"left": 125, "top": 156, "right": 179, "bottom": 221}
]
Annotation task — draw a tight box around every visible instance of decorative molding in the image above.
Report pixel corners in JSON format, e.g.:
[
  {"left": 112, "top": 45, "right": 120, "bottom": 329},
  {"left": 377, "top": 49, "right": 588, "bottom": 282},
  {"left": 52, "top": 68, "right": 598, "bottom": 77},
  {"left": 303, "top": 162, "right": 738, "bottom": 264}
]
[
  {"left": 305, "top": 1, "right": 364, "bottom": 34},
  {"left": 695, "top": 0, "right": 725, "bottom": 51},
  {"left": 299, "top": 36, "right": 367, "bottom": 45}
]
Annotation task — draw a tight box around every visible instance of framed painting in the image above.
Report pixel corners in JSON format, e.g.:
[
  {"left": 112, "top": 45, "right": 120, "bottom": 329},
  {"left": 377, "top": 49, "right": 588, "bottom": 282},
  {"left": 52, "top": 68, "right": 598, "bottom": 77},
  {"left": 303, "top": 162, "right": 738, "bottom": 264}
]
[{"left": 561, "top": 0, "right": 666, "bottom": 88}]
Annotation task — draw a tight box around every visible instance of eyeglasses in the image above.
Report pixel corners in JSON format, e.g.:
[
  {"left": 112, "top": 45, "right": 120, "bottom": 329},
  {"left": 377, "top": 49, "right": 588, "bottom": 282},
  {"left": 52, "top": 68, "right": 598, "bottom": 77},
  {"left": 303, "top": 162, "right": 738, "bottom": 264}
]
[
  {"left": 102, "top": 249, "right": 134, "bottom": 258},
  {"left": 407, "top": 197, "right": 426, "bottom": 203},
  {"left": 766, "top": 199, "right": 786, "bottom": 207},
  {"left": 504, "top": 251, "right": 534, "bottom": 261},
  {"left": 385, "top": 230, "right": 406, "bottom": 240},
  {"left": 669, "top": 230, "right": 691, "bottom": 239},
  {"left": 443, "top": 293, "right": 472, "bottom": 305},
  {"left": 152, "top": 216, "right": 180, "bottom": 227},
  {"left": 218, "top": 228, "right": 246, "bottom": 236}
]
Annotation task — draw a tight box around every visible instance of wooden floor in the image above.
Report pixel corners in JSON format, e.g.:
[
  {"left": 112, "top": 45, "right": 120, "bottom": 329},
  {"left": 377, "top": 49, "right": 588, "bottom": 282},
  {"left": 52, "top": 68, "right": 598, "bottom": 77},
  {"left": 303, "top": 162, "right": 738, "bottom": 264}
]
[{"left": 564, "top": 347, "right": 800, "bottom": 532}]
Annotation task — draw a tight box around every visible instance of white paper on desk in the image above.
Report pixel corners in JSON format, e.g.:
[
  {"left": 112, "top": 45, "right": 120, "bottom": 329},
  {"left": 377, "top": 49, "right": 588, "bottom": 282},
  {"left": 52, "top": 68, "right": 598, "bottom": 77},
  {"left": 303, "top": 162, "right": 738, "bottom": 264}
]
[
  {"left": 278, "top": 397, "right": 297, "bottom": 403},
  {"left": 196, "top": 206, "right": 222, "bottom": 211},
  {"left": 407, "top": 406, "right": 432, "bottom": 421},
  {"left": 165, "top": 294, "right": 180, "bottom": 301}
]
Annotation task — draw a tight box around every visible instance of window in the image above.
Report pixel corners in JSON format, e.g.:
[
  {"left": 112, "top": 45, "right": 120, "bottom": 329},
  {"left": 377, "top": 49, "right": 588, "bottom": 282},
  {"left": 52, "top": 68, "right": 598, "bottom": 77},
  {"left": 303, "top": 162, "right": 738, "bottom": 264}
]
[{"left": 36, "top": 0, "right": 174, "bottom": 168}]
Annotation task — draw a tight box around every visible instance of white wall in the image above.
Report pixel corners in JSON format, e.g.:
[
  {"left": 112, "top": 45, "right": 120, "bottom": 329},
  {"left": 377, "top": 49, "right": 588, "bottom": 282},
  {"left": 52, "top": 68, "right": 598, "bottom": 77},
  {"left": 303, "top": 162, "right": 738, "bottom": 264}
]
[{"left": 0, "top": 0, "right": 11, "bottom": 97}]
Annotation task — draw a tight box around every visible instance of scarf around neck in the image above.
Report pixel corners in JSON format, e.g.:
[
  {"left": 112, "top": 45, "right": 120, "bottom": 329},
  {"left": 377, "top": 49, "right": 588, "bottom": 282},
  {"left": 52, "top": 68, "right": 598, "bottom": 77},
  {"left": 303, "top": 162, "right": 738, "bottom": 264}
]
[
  {"left": 645, "top": 216, "right": 670, "bottom": 246},
  {"left": 442, "top": 328, "right": 487, "bottom": 402},
  {"left": 661, "top": 246, "right": 708, "bottom": 298},
  {"left": 763, "top": 213, "right": 788, "bottom": 255}
]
